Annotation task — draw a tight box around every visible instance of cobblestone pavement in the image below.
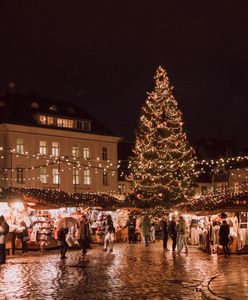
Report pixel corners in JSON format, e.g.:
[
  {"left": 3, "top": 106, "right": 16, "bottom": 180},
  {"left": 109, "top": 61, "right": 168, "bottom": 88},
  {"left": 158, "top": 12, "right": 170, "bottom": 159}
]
[{"left": 0, "top": 242, "right": 247, "bottom": 300}]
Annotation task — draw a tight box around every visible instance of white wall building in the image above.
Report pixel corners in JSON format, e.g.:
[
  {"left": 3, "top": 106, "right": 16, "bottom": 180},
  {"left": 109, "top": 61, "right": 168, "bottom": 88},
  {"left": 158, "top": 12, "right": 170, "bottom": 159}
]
[{"left": 0, "top": 90, "right": 121, "bottom": 194}]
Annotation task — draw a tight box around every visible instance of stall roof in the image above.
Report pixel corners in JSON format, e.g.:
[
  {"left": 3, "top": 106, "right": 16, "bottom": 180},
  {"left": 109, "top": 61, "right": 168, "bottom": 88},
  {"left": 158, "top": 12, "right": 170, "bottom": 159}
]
[
  {"left": 0, "top": 187, "right": 122, "bottom": 210},
  {"left": 177, "top": 192, "right": 248, "bottom": 213}
]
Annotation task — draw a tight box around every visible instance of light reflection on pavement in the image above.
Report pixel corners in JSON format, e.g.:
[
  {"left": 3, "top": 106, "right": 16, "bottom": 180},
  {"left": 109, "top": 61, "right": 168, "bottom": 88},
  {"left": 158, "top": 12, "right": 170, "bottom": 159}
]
[{"left": 0, "top": 242, "right": 242, "bottom": 299}]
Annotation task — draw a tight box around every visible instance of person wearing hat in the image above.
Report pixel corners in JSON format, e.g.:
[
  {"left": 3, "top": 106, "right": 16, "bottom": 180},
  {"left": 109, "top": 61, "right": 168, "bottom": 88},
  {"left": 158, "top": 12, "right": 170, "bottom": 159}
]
[{"left": 0, "top": 215, "right": 9, "bottom": 264}]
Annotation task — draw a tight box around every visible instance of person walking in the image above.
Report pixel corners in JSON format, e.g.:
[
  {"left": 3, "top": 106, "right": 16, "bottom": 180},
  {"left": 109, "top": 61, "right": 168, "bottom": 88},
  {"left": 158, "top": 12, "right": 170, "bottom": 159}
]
[
  {"left": 150, "top": 218, "right": 156, "bottom": 243},
  {"left": 20, "top": 221, "right": 29, "bottom": 254},
  {"left": 58, "top": 227, "right": 69, "bottom": 259},
  {"left": 78, "top": 215, "right": 91, "bottom": 258},
  {"left": 141, "top": 212, "right": 150, "bottom": 247},
  {"left": 103, "top": 214, "right": 115, "bottom": 252},
  {"left": 177, "top": 215, "right": 188, "bottom": 255},
  {"left": 0, "top": 215, "right": 9, "bottom": 264},
  {"left": 168, "top": 215, "right": 177, "bottom": 253},
  {"left": 219, "top": 220, "right": 230, "bottom": 257},
  {"left": 161, "top": 215, "right": 169, "bottom": 252},
  {"left": 124, "top": 215, "right": 136, "bottom": 243}
]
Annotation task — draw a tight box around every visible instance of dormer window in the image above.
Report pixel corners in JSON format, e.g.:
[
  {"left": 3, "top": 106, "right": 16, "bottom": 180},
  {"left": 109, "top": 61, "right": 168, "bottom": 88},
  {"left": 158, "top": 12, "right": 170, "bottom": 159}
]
[
  {"left": 67, "top": 106, "right": 75, "bottom": 114},
  {"left": 31, "top": 102, "right": 39, "bottom": 109},
  {"left": 49, "top": 105, "right": 58, "bottom": 112}
]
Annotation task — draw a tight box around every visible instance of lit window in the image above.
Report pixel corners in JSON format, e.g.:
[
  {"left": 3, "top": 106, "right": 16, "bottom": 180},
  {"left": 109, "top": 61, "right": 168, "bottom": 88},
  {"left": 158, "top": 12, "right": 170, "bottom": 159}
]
[
  {"left": 201, "top": 186, "right": 208, "bottom": 195},
  {"left": 73, "top": 169, "right": 80, "bottom": 185},
  {"left": 47, "top": 116, "right": 54, "bottom": 125},
  {"left": 102, "top": 147, "right": 108, "bottom": 160},
  {"left": 49, "top": 105, "right": 58, "bottom": 112},
  {"left": 17, "top": 168, "right": 24, "bottom": 183},
  {"left": 72, "top": 145, "right": 80, "bottom": 158},
  {"left": 83, "top": 170, "right": 91, "bottom": 185},
  {"left": 40, "top": 167, "right": 47, "bottom": 184},
  {"left": 16, "top": 138, "right": 24, "bottom": 154},
  {"left": 31, "top": 102, "right": 39, "bottom": 109},
  {"left": 52, "top": 168, "right": 60, "bottom": 185},
  {"left": 103, "top": 172, "right": 108, "bottom": 186},
  {"left": 39, "top": 141, "right": 47, "bottom": 155},
  {"left": 57, "top": 118, "right": 73, "bottom": 128},
  {"left": 52, "top": 142, "right": 60, "bottom": 157},
  {"left": 38, "top": 115, "right": 47, "bottom": 125},
  {"left": 83, "top": 147, "right": 90, "bottom": 160}
]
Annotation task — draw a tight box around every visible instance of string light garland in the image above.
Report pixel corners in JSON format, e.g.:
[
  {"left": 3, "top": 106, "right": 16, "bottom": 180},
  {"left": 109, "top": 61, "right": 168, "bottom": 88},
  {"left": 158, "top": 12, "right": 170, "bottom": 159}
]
[
  {"left": 177, "top": 191, "right": 248, "bottom": 212},
  {"left": 128, "top": 66, "right": 197, "bottom": 206},
  {"left": 0, "top": 187, "right": 122, "bottom": 209}
]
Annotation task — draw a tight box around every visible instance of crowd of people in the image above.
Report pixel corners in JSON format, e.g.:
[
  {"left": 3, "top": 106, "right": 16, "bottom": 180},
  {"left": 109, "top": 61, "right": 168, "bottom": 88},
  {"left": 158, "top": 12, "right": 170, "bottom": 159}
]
[
  {"left": 0, "top": 211, "right": 232, "bottom": 264},
  {"left": 122, "top": 212, "right": 231, "bottom": 257}
]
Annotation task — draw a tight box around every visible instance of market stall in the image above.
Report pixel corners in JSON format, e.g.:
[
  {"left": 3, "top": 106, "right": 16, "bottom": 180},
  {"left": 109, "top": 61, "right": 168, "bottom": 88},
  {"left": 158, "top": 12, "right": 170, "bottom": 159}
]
[
  {"left": 0, "top": 187, "right": 121, "bottom": 253},
  {"left": 178, "top": 192, "right": 248, "bottom": 254}
]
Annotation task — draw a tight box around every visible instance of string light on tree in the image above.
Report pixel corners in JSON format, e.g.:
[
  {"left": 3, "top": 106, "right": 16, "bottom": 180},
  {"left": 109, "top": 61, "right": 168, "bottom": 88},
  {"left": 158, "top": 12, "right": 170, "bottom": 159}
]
[{"left": 129, "top": 66, "right": 197, "bottom": 207}]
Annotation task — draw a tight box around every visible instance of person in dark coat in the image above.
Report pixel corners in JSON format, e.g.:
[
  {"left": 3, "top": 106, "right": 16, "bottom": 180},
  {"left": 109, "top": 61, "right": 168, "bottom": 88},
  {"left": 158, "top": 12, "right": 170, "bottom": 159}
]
[
  {"left": 58, "top": 227, "right": 69, "bottom": 259},
  {"left": 124, "top": 215, "right": 136, "bottom": 243},
  {"left": 78, "top": 215, "right": 91, "bottom": 257},
  {"left": 161, "top": 215, "right": 169, "bottom": 252},
  {"left": 219, "top": 220, "right": 230, "bottom": 257},
  {"left": 0, "top": 215, "right": 9, "bottom": 264},
  {"left": 20, "top": 221, "right": 29, "bottom": 254},
  {"left": 168, "top": 216, "right": 177, "bottom": 253}
]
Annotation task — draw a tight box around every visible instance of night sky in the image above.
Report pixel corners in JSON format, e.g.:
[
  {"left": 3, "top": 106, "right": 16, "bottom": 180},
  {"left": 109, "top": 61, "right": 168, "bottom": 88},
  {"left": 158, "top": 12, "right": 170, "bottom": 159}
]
[{"left": 1, "top": 1, "right": 248, "bottom": 146}]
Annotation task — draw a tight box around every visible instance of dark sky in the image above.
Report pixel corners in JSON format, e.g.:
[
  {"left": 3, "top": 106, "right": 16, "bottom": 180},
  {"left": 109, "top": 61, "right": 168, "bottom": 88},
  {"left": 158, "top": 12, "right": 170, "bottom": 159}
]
[{"left": 1, "top": 1, "right": 248, "bottom": 146}]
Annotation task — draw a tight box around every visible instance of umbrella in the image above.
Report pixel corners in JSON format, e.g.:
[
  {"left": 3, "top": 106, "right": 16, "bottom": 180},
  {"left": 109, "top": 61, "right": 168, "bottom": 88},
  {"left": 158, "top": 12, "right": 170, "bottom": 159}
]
[{"left": 57, "top": 217, "right": 78, "bottom": 229}]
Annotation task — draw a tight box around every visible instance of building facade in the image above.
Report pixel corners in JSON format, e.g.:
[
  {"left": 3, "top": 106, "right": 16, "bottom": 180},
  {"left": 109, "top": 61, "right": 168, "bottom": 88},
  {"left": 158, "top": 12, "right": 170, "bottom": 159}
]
[{"left": 0, "top": 90, "right": 120, "bottom": 194}]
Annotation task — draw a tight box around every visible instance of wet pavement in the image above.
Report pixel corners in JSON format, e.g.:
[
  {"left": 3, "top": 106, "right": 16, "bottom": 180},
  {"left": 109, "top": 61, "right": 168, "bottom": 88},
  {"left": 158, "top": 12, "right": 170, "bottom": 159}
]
[{"left": 0, "top": 242, "right": 247, "bottom": 300}]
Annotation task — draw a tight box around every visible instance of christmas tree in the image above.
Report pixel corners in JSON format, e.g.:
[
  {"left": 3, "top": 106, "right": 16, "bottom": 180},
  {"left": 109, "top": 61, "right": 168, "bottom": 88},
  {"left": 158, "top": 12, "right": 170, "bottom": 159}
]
[{"left": 129, "top": 66, "right": 197, "bottom": 207}]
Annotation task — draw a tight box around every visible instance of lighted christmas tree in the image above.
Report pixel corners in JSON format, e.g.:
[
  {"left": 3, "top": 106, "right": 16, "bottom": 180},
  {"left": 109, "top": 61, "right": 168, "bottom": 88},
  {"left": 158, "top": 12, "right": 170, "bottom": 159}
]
[{"left": 129, "top": 66, "right": 197, "bottom": 207}]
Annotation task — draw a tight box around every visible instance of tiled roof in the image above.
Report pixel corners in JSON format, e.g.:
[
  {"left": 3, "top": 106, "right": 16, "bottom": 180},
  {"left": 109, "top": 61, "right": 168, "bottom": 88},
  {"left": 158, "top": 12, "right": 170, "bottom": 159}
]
[{"left": 0, "top": 90, "right": 118, "bottom": 137}]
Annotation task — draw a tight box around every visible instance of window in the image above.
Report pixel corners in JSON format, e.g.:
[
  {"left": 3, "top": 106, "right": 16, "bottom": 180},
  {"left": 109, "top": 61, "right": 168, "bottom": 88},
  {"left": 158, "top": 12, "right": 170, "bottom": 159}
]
[
  {"left": 67, "top": 107, "right": 75, "bottom": 114},
  {"left": 0, "top": 101, "right": 5, "bottom": 107},
  {"left": 83, "top": 121, "right": 91, "bottom": 131},
  {"left": 49, "top": 105, "right": 58, "bottom": 112},
  {"left": 73, "top": 169, "right": 80, "bottom": 185},
  {"left": 57, "top": 118, "right": 73, "bottom": 128},
  {"left": 52, "top": 142, "right": 60, "bottom": 157},
  {"left": 38, "top": 115, "right": 47, "bottom": 125},
  {"left": 83, "top": 169, "right": 91, "bottom": 185},
  {"left": 47, "top": 116, "right": 54, "bottom": 125},
  {"left": 77, "top": 120, "right": 91, "bottom": 131},
  {"left": 102, "top": 147, "right": 108, "bottom": 160},
  {"left": 83, "top": 147, "right": 90, "bottom": 160},
  {"left": 40, "top": 167, "right": 47, "bottom": 184},
  {"left": 17, "top": 168, "right": 24, "bottom": 183},
  {"left": 103, "top": 172, "right": 108, "bottom": 186},
  {"left": 16, "top": 138, "right": 24, "bottom": 154},
  {"left": 234, "top": 182, "right": 240, "bottom": 193},
  {"left": 52, "top": 168, "right": 60, "bottom": 185},
  {"left": 201, "top": 186, "right": 208, "bottom": 195},
  {"left": 77, "top": 121, "right": 83, "bottom": 130},
  {"left": 31, "top": 102, "right": 39, "bottom": 109},
  {"left": 39, "top": 141, "right": 47, "bottom": 155},
  {"left": 72, "top": 145, "right": 80, "bottom": 158}
]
